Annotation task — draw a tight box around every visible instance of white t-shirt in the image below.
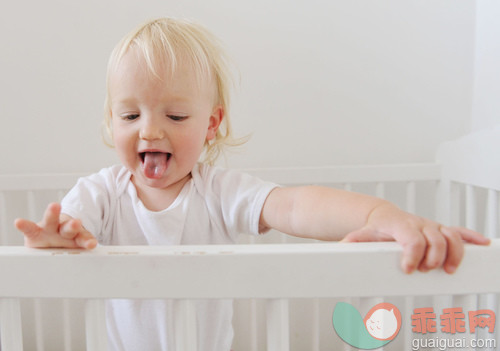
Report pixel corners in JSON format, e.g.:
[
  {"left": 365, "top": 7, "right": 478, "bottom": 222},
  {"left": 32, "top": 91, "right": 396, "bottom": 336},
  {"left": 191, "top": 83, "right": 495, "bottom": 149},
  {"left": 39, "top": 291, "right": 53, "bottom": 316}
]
[{"left": 61, "top": 163, "right": 278, "bottom": 351}]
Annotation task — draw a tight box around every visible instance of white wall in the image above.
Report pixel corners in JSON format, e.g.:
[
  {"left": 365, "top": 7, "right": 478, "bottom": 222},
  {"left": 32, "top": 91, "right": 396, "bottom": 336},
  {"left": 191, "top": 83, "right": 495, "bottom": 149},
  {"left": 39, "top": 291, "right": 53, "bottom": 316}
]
[
  {"left": 471, "top": 0, "right": 500, "bottom": 132},
  {"left": 0, "top": 0, "right": 479, "bottom": 174}
]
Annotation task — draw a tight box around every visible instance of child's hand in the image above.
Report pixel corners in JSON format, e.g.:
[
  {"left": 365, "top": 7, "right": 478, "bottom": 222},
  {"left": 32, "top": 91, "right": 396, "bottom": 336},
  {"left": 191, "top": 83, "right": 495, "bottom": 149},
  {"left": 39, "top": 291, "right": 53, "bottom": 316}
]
[
  {"left": 14, "top": 203, "right": 97, "bottom": 249},
  {"left": 341, "top": 203, "right": 490, "bottom": 274}
]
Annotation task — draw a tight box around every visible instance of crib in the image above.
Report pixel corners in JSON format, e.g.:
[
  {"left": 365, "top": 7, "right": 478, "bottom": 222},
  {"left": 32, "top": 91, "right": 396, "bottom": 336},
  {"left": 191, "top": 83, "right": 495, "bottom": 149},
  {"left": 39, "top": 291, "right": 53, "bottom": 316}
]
[{"left": 0, "top": 126, "right": 499, "bottom": 351}]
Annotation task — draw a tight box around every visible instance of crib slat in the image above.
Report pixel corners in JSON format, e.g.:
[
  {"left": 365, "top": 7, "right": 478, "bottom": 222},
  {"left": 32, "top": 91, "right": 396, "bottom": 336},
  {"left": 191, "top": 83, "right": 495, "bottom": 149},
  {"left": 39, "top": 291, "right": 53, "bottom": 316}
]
[
  {"left": 403, "top": 296, "right": 415, "bottom": 349},
  {"left": 461, "top": 185, "right": 481, "bottom": 350},
  {"left": 436, "top": 179, "right": 451, "bottom": 225},
  {"left": 62, "top": 299, "right": 72, "bottom": 351},
  {"left": 450, "top": 182, "right": 461, "bottom": 226},
  {"left": 85, "top": 299, "right": 108, "bottom": 351},
  {"left": 27, "top": 190, "right": 38, "bottom": 221},
  {"left": 246, "top": 235, "right": 260, "bottom": 351},
  {"left": 174, "top": 299, "right": 198, "bottom": 351},
  {"left": 249, "top": 299, "right": 259, "bottom": 351},
  {"left": 33, "top": 298, "right": 45, "bottom": 351},
  {"left": 266, "top": 299, "right": 289, "bottom": 351},
  {"left": 481, "top": 189, "right": 499, "bottom": 350},
  {"left": 27, "top": 192, "right": 45, "bottom": 351},
  {"left": 465, "top": 185, "right": 477, "bottom": 230},
  {"left": 486, "top": 189, "right": 499, "bottom": 239},
  {"left": 0, "top": 299, "right": 23, "bottom": 351},
  {"left": 311, "top": 298, "right": 320, "bottom": 351},
  {"left": 405, "top": 181, "right": 416, "bottom": 214},
  {"left": 375, "top": 182, "right": 385, "bottom": 199}
]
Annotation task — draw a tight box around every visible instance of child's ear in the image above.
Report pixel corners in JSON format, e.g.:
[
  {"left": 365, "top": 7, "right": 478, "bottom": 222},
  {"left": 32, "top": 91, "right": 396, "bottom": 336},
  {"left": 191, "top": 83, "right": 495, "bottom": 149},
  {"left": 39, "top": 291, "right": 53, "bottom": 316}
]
[{"left": 206, "top": 105, "right": 224, "bottom": 141}]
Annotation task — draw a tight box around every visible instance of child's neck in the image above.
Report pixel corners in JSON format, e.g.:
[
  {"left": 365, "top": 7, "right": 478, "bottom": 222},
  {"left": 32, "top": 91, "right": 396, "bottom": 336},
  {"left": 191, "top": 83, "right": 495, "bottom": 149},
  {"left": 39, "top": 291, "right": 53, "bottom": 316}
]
[{"left": 132, "top": 173, "right": 191, "bottom": 212}]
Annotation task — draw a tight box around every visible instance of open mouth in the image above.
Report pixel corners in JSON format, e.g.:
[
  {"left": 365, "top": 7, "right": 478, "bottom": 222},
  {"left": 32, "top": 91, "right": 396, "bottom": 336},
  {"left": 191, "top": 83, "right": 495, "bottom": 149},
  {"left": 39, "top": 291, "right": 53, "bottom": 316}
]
[
  {"left": 139, "top": 151, "right": 171, "bottom": 163},
  {"left": 139, "top": 152, "right": 172, "bottom": 179}
]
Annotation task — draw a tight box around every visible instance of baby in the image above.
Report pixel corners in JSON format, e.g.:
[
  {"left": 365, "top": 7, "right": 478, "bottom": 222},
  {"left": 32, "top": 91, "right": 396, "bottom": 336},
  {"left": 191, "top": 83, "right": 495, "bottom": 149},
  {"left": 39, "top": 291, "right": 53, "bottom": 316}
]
[{"left": 15, "top": 17, "right": 489, "bottom": 350}]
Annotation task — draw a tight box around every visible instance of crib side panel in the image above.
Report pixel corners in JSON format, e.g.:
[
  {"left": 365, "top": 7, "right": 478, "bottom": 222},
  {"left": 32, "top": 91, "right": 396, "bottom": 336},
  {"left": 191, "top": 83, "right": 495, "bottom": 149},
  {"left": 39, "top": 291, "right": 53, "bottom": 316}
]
[
  {"left": 1, "top": 161, "right": 498, "bottom": 351},
  {"left": 0, "top": 174, "right": 87, "bottom": 350}
]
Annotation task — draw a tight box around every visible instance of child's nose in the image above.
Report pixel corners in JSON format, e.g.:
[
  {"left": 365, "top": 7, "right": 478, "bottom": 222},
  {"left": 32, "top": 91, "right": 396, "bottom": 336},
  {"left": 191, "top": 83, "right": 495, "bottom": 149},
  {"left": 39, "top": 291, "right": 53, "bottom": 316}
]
[{"left": 139, "top": 118, "right": 164, "bottom": 141}]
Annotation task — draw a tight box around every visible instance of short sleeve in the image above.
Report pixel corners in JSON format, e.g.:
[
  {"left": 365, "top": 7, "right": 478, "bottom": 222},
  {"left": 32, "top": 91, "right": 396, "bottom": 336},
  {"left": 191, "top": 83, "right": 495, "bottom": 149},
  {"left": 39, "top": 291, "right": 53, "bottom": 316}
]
[
  {"left": 193, "top": 164, "right": 279, "bottom": 236},
  {"left": 60, "top": 167, "right": 121, "bottom": 240}
]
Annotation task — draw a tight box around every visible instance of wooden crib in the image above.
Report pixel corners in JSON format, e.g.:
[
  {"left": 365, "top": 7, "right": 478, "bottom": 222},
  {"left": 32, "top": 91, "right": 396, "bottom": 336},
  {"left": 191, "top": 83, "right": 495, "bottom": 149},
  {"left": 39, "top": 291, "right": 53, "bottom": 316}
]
[{"left": 0, "top": 126, "right": 499, "bottom": 350}]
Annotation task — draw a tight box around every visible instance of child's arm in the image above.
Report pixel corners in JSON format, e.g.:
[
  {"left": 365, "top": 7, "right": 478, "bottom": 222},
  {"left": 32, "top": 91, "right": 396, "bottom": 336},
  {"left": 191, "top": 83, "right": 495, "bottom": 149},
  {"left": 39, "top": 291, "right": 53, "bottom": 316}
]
[
  {"left": 260, "top": 186, "right": 490, "bottom": 274},
  {"left": 14, "top": 203, "right": 97, "bottom": 249}
]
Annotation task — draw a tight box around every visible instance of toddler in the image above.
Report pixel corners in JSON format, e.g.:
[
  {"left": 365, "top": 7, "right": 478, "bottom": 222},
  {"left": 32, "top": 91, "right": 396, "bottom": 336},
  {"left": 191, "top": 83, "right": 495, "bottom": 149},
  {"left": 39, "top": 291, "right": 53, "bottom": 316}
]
[{"left": 15, "top": 17, "right": 489, "bottom": 351}]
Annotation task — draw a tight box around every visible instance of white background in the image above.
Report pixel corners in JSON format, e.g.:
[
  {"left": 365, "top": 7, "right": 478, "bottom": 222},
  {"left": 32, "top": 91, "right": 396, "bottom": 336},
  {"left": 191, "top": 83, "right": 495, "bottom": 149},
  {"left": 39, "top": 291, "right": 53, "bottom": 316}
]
[{"left": 1, "top": 0, "right": 499, "bottom": 175}]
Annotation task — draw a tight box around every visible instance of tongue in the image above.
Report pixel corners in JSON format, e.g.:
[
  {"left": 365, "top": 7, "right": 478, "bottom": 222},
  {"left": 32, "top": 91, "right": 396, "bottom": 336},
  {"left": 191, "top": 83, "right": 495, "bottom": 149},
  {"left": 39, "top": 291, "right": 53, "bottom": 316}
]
[{"left": 143, "top": 152, "right": 168, "bottom": 179}]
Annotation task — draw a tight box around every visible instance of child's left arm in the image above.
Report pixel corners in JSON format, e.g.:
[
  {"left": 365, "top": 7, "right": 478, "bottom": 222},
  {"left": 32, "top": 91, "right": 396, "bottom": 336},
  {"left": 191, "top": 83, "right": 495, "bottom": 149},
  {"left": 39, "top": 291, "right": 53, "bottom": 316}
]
[{"left": 260, "top": 186, "right": 490, "bottom": 274}]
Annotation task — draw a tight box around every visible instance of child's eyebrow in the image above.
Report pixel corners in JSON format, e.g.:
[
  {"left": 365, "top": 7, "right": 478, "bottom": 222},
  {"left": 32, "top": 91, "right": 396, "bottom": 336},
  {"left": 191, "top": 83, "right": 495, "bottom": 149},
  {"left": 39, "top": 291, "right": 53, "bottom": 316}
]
[
  {"left": 113, "top": 95, "right": 194, "bottom": 107},
  {"left": 113, "top": 97, "right": 137, "bottom": 105}
]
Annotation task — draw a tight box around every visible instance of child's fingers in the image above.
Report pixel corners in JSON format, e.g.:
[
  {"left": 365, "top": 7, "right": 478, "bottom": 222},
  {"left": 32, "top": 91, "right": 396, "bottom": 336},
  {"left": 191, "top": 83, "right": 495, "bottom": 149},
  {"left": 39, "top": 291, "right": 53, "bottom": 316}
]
[
  {"left": 14, "top": 218, "right": 41, "bottom": 238},
  {"left": 439, "top": 226, "right": 489, "bottom": 274},
  {"left": 59, "top": 219, "right": 83, "bottom": 239},
  {"left": 75, "top": 233, "right": 98, "bottom": 250},
  {"left": 397, "top": 231, "right": 427, "bottom": 274},
  {"left": 445, "top": 226, "right": 491, "bottom": 245},
  {"left": 40, "top": 203, "right": 62, "bottom": 231},
  {"left": 60, "top": 219, "right": 97, "bottom": 249},
  {"left": 417, "top": 226, "right": 447, "bottom": 273},
  {"left": 343, "top": 227, "right": 427, "bottom": 274},
  {"left": 438, "top": 227, "right": 465, "bottom": 274},
  {"left": 343, "top": 226, "right": 427, "bottom": 274}
]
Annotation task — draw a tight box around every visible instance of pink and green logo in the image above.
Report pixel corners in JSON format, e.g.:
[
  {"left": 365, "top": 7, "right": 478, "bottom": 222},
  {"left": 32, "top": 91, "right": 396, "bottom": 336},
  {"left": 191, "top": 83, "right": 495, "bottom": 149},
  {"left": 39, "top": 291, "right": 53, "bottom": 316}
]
[{"left": 332, "top": 302, "right": 402, "bottom": 349}]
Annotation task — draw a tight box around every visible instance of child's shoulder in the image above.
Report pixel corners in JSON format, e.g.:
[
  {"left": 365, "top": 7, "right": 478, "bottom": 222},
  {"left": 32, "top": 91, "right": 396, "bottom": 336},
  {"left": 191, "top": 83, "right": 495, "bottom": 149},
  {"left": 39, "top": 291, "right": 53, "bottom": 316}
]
[
  {"left": 191, "top": 163, "right": 277, "bottom": 195},
  {"left": 190, "top": 163, "right": 221, "bottom": 193},
  {"left": 191, "top": 163, "right": 244, "bottom": 186},
  {"left": 76, "top": 165, "right": 131, "bottom": 195}
]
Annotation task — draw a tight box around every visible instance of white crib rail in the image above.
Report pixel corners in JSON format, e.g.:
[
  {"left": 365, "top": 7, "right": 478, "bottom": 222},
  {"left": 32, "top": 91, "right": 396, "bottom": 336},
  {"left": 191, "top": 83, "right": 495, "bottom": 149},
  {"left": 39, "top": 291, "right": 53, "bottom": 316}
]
[
  {"left": 3, "top": 242, "right": 500, "bottom": 299},
  {"left": 0, "top": 241, "right": 499, "bottom": 351}
]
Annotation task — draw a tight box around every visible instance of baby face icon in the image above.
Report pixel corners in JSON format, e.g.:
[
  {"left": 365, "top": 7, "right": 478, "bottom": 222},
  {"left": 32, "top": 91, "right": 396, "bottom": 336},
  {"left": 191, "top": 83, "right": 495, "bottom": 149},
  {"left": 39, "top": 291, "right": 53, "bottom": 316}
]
[
  {"left": 332, "top": 301, "right": 402, "bottom": 349},
  {"left": 364, "top": 303, "right": 402, "bottom": 341}
]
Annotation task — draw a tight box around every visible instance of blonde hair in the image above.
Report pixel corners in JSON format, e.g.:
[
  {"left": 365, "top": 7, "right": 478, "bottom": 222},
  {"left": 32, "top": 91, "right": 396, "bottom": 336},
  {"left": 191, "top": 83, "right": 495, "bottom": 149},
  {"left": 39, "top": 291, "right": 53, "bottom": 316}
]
[{"left": 103, "top": 17, "right": 241, "bottom": 164}]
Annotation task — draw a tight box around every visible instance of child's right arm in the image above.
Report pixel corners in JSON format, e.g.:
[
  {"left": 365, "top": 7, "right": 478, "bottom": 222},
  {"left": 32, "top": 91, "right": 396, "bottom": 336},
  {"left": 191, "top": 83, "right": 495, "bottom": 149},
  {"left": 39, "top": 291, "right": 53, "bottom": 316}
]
[{"left": 14, "top": 202, "right": 98, "bottom": 249}]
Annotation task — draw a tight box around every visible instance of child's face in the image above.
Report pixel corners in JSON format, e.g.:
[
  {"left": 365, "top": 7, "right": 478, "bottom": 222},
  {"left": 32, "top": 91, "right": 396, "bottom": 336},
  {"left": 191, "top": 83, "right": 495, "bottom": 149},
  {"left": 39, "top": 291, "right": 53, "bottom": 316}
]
[{"left": 109, "top": 47, "right": 222, "bottom": 192}]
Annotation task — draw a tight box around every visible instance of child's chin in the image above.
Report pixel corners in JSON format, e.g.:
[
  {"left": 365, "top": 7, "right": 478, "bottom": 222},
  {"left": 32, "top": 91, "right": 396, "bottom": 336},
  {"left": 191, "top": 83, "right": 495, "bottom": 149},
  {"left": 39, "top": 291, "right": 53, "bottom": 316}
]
[
  {"left": 131, "top": 172, "right": 165, "bottom": 188},
  {"left": 141, "top": 176, "right": 168, "bottom": 187}
]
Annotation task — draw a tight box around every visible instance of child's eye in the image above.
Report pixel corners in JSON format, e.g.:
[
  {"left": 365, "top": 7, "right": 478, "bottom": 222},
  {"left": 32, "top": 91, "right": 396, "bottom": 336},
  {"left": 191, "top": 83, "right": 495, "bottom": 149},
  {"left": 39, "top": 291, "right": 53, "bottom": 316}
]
[
  {"left": 122, "top": 114, "right": 140, "bottom": 121},
  {"left": 168, "top": 115, "right": 188, "bottom": 121}
]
